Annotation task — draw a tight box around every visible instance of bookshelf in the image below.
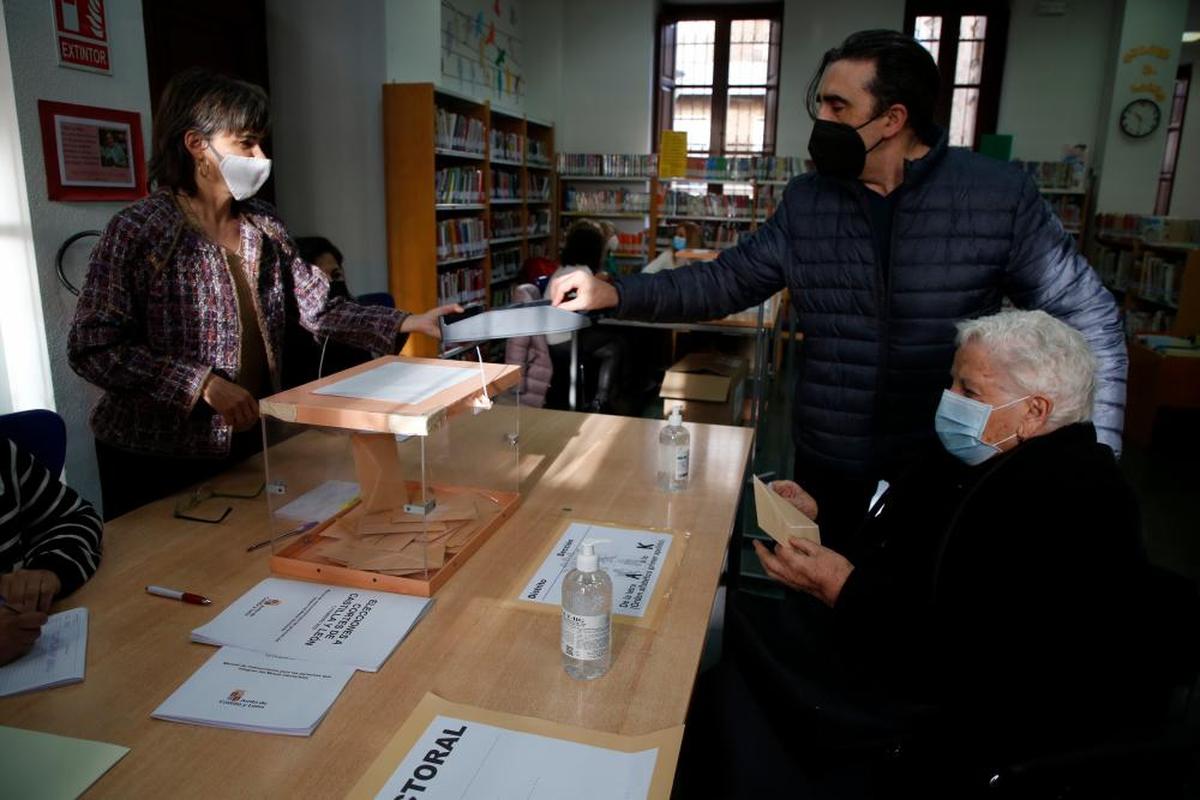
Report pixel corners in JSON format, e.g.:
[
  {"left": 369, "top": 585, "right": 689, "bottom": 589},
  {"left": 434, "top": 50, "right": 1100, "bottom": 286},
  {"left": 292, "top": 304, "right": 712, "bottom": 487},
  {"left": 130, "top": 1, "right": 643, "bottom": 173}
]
[
  {"left": 557, "top": 154, "right": 658, "bottom": 275},
  {"left": 382, "top": 83, "right": 554, "bottom": 357},
  {"left": 1017, "top": 161, "right": 1092, "bottom": 243},
  {"left": 1087, "top": 232, "right": 1200, "bottom": 338}
]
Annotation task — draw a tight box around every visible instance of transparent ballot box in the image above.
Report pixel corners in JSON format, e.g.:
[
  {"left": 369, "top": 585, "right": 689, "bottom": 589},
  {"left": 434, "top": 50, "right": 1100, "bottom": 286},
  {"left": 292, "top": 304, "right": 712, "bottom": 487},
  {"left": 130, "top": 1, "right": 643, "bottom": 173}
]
[{"left": 257, "top": 356, "right": 521, "bottom": 596}]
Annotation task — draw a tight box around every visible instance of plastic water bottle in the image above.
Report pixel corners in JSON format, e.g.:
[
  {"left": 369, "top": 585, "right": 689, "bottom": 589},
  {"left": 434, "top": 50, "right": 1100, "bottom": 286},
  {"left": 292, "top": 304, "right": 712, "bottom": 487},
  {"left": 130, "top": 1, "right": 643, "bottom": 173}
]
[
  {"left": 561, "top": 540, "right": 613, "bottom": 680},
  {"left": 658, "top": 405, "right": 690, "bottom": 492}
]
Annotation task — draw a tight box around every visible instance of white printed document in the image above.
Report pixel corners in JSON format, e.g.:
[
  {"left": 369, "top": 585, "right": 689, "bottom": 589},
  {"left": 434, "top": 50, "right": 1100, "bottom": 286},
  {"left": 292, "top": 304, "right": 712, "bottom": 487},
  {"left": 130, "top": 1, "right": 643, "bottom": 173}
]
[
  {"left": 153, "top": 646, "right": 355, "bottom": 736},
  {"left": 519, "top": 523, "right": 672, "bottom": 619},
  {"left": 191, "top": 578, "right": 432, "bottom": 672},
  {"left": 0, "top": 607, "right": 87, "bottom": 697},
  {"left": 314, "top": 362, "right": 476, "bottom": 405},
  {"left": 275, "top": 479, "right": 360, "bottom": 522}
]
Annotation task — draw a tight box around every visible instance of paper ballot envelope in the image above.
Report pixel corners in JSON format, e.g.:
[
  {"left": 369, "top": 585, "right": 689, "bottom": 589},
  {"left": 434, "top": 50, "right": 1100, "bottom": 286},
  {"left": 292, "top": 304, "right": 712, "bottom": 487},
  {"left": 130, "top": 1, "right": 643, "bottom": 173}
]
[{"left": 752, "top": 475, "right": 820, "bottom": 546}]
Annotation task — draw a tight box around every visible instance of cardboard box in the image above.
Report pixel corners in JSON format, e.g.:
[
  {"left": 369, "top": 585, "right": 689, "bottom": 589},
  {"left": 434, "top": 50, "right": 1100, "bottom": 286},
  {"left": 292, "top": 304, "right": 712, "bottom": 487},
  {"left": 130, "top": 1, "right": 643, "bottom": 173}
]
[{"left": 660, "top": 352, "right": 748, "bottom": 425}]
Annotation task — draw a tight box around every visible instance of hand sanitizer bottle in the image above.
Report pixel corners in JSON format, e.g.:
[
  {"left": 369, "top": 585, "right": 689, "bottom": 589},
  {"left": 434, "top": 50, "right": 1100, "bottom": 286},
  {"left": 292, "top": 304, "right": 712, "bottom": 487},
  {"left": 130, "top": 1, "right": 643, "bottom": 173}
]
[
  {"left": 561, "top": 540, "right": 613, "bottom": 680},
  {"left": 658, "top": 405, "right": 690, "bottom": 492}
]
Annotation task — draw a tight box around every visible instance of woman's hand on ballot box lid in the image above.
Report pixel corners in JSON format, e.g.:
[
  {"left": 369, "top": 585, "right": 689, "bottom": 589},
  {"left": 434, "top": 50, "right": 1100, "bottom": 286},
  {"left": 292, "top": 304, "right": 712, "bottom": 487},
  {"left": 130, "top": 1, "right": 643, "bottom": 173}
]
[
  {"left": 400, "top": 303, "right": 464, "bottom": 341},
  {"left": 550, "top": 270, "right": 618, "bottom": 313},
  {"left": 753, "top": 538, "right": 854, "bottom": 608},
  {"left": 770, "top": 479, "right": 819, "bottom": 520}
]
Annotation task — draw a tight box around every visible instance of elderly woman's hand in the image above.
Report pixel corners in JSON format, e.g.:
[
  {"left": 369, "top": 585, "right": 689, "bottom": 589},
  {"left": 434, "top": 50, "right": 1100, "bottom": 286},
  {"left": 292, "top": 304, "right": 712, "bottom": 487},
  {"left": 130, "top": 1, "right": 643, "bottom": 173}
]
[
  {"left": 770, "top": 479, "right": 818, "bottom": 519},
  {"left": 753, "top": 538, "right": 854, "bottom": 607}
]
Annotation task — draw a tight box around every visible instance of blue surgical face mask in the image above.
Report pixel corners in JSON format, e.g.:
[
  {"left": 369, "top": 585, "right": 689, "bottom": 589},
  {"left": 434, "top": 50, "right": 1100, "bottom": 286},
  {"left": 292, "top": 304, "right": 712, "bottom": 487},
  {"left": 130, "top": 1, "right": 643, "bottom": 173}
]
[
  {"left": 672, "top": 235, "right": 687, "bottom": 251},
  {"left": 934, "top": 389, "right": 1029, "bottom": 466}
]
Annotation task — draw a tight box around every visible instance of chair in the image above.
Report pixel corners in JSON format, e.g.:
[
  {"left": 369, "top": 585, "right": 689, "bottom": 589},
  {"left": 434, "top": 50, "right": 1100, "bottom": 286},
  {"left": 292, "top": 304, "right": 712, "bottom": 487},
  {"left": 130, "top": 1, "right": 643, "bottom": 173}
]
[
  {"left": 0, "top": 409, "right": 67, "bottom": 478},
  {"left": 356, "top": 292, "right": 395, "bottom": 308},
  {"left": 503, "top": 284, "right": 553, "bottom": 408}
]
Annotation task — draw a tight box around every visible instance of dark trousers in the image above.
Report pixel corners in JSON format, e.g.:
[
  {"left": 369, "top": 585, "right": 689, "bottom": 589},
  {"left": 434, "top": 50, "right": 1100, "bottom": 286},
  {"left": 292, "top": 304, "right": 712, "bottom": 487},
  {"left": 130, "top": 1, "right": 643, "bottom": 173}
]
[
  {"left": 791, "top": 452, "right": 878, "bottom": 556},
  {"left": 95, "top": 432, "right": 261, "bottom": 521}
]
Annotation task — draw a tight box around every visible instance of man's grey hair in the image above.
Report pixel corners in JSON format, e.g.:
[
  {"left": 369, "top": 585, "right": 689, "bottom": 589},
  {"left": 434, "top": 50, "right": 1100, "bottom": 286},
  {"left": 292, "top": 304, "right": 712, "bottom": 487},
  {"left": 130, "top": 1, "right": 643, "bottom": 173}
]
[{"left": 955, "top": 309, "right": 1097, "bottom": 430}]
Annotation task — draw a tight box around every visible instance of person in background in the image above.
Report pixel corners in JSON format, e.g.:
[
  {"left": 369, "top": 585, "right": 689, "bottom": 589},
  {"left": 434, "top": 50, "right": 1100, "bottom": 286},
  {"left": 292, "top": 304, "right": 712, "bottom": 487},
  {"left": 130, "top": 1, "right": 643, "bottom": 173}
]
[
  {"left": 68, "top": 68, "right": 459, "bottom": 520},
  {"left": 281, "top": 236, "right": 375, "bottom": 388},
  {"left": 0, "top": 437, "right": 103, "bottom": 665},
  {"left": 546, "top": 221, "right": 630, "bottom": 413},
  {"left": 553, "top": 30, "right": 1126, "bottom": 554},
  {"left": 643, "top": 222, "right": 703, "bottom": 274}
]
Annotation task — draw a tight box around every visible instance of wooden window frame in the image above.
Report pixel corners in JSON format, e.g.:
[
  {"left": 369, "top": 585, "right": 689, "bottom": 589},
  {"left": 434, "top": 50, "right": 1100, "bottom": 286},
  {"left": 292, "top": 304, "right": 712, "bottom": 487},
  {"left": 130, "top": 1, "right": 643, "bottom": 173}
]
[
  {"left": 904, "top": 1, "right": 1010, "bottom": 149},
  {"left": 654, "top": 3, "right": 783, "bottom": 156}
]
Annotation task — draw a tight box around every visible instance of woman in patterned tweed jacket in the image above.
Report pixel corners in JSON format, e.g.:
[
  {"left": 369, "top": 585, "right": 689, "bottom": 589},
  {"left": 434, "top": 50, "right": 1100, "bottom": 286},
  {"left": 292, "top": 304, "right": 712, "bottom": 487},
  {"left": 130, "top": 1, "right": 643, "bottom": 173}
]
[{"left": 68, "top": 68, "right": 458, "bottom": 520}]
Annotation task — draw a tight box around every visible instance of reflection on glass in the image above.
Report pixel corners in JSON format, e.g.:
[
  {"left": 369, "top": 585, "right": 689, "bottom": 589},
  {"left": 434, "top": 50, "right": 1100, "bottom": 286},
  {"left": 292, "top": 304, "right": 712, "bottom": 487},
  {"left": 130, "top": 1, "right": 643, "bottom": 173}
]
[
  {"left": 673, "top": 89, "right": 713, "bottom": 152},
  {"left": 726, "top": 88, "right": 766, "bottom": 152},
  {"left": 675, "top": 20, "right": 716, "bottom": 85},
  {"left": 949, "top": 87, "right": 979, "bottom": 147},
  {"left": 955, "top": 39, "right": 985, "bottom": 85},
  {"left": 960, "top": 15, "right": 987, "bottom": 39},
  {"left": 728, "top": 19, "right": 771, "bottom": 85}
]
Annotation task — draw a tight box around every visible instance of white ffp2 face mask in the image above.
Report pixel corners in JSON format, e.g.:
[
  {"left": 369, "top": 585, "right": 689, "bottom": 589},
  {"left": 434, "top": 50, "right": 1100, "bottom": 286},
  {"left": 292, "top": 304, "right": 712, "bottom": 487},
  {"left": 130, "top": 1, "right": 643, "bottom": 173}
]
[{"left": 209, "top": 143, "right": 271, "bottom": 200}]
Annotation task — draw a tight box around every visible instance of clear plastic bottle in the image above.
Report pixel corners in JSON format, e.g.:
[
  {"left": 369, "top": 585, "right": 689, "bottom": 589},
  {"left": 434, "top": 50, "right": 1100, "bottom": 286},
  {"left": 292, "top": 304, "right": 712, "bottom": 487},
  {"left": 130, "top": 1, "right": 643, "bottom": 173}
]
[
  {"left": 561, "top": 540, "right": 613, "bottom": 680},
  {"left": 658, "top": 405, "right": 690, "bottom": 492}
]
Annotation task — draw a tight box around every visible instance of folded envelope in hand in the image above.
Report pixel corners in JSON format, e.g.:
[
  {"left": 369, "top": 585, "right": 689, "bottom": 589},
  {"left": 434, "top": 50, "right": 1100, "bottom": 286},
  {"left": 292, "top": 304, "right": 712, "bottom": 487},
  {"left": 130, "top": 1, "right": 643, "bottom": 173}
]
[{"left": 752, "top": 475, "right": 820, "bottom": 546}]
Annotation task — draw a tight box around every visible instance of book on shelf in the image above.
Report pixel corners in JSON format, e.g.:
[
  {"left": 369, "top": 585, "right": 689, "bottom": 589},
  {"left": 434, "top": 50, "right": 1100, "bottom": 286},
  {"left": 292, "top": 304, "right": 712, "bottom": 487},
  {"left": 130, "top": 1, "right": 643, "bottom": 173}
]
[
  {"left": 435, "top": 167, "right": 484, "bottom": 204},
  {"left": 529, "top": 208, "right": 552, "bottom": 234},
  {"left": 1096, "top": 213, "right": 1200, "bottom": 245},
  {"left": 557, "top": 153, "right": 656, "bottom": 177},
  {"left": 492, "top": 169, "right": 520, "bottom": 200},
  {"left": 439, "top": 265, "right": 486, "bottom": 305},
  {"left": 1015, "top": 159, "right": 1085, "bottom": 192},
  {"left": 527, "top": 140, "right": 551, "bottom": 166},
  {"left": 564, "top": 187, "right": 651, "bottom": 213},
  {"left": 491, "top": 209, "right": 522, "bottom": 238},
  {"left": 527, "top": 174, "right": 551, "bottom": 200},
  {"left": 672, "top": 155, "right": 755, "bottom": 181},
  {"left": 489, "top": 129, "right": 524, "bottom": 162},
  {"left": 436, "top": 218, "right": 487, "bottom": 261},
  {"left": 435, "top": 109, "right": 485, "bottom": 154},
  {"left": 662, "top": 190, "right": 753, "bottom": 219},
  {"left": 755, "top": 156, "right": 806, "bottom": 181}
]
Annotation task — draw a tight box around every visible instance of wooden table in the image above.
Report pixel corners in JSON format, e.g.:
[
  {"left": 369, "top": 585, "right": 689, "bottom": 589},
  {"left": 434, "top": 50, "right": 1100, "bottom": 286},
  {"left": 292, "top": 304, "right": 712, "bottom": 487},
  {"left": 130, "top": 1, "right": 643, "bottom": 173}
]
[{"left": 0, "top": 409, "right": 752, "bottom": 798}]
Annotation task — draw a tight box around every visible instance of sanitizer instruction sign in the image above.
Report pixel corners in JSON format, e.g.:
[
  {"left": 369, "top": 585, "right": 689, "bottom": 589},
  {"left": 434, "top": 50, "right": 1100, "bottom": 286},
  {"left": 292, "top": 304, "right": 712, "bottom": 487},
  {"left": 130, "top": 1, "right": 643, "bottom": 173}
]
[{"left": 519, "top": 522, "right": 673, "bottom": 619}]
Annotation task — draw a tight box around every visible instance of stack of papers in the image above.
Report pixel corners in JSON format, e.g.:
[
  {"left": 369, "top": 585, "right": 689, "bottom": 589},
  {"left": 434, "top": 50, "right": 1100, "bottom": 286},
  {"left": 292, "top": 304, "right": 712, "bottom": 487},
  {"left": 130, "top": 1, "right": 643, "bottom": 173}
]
[
  {"left": 190, "top": 578, "right": 432, "bottom": 672},
  {"left": 0, "top": 607, "right": 87, "bottom": 697},
  {"left": 152, "top": 647, "right": 354, "bottom": 736}
]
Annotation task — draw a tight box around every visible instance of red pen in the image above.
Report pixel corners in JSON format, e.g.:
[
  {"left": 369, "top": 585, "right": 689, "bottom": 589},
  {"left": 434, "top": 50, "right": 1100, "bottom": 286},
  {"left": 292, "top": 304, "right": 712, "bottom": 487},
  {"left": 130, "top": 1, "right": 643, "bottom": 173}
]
[{"left": 146, "top": 585, "right": 212, "bottom": 605}]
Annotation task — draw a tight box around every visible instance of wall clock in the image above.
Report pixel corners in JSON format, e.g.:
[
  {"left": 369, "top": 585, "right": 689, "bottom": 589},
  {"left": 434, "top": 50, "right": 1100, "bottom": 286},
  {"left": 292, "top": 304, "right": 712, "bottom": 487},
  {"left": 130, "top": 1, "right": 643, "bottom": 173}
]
[{"left": 1119, "top": 98, "right": 1161, "bottom": 138}]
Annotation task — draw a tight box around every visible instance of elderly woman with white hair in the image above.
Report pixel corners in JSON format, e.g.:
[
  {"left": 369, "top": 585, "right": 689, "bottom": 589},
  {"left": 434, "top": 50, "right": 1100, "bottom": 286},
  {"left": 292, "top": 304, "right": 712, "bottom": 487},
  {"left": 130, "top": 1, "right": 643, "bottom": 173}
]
[{"left": 683, "top": 310, "right": 1169, "bottom": 796}]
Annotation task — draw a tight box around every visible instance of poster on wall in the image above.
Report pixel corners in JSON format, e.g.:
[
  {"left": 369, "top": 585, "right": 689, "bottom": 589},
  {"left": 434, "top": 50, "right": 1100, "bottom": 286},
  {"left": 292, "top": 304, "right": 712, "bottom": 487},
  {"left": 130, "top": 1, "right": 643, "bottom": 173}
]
[
  {"left": 52, "top": 0, "right": 111, "bottom": 74},
  {"left": 440, "top": 0, "right": 524, "bottom": 107},
  {"left": 37, "top": 100, "right": 146, "bottom": 201}
]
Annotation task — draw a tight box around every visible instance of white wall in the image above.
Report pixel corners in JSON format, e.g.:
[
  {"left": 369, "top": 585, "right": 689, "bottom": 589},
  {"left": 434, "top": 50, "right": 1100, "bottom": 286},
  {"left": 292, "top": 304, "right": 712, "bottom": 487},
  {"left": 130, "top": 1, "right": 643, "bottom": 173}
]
[
  {"left": 1095, "top": 0, "right": 1189, "bottom": 213},
  {"left": 1169, "top": 40, "right": 1200, "bottom": 216},
  {"left": 557, "top": 0, "right": 655, "bottom": 153},
  {"left": 775, "top": 0, "right": 904, "bottom": 156},
  {"left": 2, "top": 0, "right": 152, "bottom": 508},
  {"left": 997, "top": 0, "right": 1118, "bottom": 162},
  {"left": 265, "top": 0, "right": 390, "bottom": 293},
  {"left": 522, "top": 0, "right": 563, "bottom": 124},
  {"left": 385, "top": 0, "right": 441, "bottom": 85}
]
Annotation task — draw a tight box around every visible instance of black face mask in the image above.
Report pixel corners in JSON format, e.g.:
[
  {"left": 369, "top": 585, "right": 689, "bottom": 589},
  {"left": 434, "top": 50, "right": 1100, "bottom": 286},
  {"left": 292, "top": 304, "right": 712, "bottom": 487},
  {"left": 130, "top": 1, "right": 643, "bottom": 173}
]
[{"left": 807, "top": 115, "right": 885, "bottom": 179}]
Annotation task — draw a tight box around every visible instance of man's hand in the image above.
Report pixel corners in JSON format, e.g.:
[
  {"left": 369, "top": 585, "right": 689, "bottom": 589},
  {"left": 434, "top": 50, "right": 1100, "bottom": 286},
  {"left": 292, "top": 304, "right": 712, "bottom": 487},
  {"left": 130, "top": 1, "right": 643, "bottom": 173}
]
[
  {"left": 400, "top": 304, "right": 464, "bottom": 341},
  {"left": 770, "top": 479, "right": 819, "bottom": 520},
  {"left": 0, "top": 569, "right": 61, "bottom": 613},
  {"left": 752, "top": 538, "right": 854, "bottom": 607},
  {"left": 202, "top": 375, "right": 259, "bottom": 431},
  {"left": 550, "top": 270, "right": 618, "bottom": 312},
  {"left": 0, "top": 608, "right": 48, "bottom": 666}
]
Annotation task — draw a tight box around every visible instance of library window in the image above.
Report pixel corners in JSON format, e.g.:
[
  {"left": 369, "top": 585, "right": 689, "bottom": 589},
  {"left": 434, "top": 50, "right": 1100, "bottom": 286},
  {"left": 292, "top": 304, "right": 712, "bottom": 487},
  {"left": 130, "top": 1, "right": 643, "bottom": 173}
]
[
  {"left": 656, "top": 8, "right": 782, "bottom": 156},
  {"left": 905, "top": 2, "right": 1008, "bottom": 149}
]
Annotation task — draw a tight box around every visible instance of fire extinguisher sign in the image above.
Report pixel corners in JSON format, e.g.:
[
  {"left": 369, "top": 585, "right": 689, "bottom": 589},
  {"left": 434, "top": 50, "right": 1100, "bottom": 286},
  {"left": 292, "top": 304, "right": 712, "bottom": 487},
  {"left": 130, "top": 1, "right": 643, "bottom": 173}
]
[{"left": 52, "top": 0, "right": 111, "bottom": 75}]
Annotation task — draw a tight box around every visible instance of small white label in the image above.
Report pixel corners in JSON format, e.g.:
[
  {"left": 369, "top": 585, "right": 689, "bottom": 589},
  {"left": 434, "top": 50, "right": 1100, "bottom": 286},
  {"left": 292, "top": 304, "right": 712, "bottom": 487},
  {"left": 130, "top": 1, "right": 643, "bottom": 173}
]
[
  {"left": 561, "top": 611, "right": 610, "bottom": 660},
  {"left": 674, "top": 448, "right": 689, "bottom": 481}
]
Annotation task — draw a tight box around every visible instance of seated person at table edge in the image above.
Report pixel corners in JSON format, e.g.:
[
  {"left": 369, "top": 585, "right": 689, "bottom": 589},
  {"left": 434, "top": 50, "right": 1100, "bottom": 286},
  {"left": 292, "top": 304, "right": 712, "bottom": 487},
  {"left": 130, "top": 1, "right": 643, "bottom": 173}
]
[
  {"left": 724, "top": 311, "right": 1173, "bottom": 788},
  {"left": 0, "top": 437, "right": 103, "bottom": 665}
]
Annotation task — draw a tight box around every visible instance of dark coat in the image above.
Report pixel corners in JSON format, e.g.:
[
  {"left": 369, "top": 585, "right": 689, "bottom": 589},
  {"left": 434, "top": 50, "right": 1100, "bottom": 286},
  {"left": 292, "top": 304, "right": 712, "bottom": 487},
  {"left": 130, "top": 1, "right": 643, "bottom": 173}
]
[{"left": 615, "top": 134, "right": 1126, "bottom": 481}]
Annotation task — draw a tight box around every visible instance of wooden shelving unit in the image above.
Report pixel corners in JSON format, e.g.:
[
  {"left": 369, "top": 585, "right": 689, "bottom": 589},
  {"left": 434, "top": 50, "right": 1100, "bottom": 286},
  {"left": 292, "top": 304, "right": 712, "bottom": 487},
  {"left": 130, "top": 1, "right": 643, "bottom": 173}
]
[{"left": 382, "top": 83, "right": 554, "bottom": 357}]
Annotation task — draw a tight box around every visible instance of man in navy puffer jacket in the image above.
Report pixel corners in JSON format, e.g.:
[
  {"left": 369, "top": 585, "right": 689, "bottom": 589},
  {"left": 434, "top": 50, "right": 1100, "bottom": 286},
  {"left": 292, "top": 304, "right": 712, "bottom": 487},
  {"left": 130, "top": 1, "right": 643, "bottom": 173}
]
[{"left": 552, "top": 30, "right": 1125, "bottom": 549}]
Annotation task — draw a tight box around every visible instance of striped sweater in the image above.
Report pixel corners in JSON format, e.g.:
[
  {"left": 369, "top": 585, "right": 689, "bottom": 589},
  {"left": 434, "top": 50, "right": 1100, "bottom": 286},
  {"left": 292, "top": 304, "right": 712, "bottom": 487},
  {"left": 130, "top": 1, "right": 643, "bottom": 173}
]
[{"left": 0, "top": 438, "right": 103, "bottom": 597}]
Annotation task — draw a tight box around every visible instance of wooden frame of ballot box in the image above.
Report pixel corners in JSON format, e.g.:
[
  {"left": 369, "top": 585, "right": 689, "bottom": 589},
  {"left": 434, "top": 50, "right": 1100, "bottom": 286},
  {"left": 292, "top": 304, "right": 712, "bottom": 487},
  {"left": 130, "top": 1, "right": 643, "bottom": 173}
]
[{"left": 258, "top": 356, "right": 522, "bottom": 596}]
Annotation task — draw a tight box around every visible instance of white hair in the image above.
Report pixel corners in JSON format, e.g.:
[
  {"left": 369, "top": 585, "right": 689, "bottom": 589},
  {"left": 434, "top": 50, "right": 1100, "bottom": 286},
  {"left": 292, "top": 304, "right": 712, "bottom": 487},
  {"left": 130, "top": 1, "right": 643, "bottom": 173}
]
[{"left": 955, "top": 309, "right": 1097, "bottom": 430}]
